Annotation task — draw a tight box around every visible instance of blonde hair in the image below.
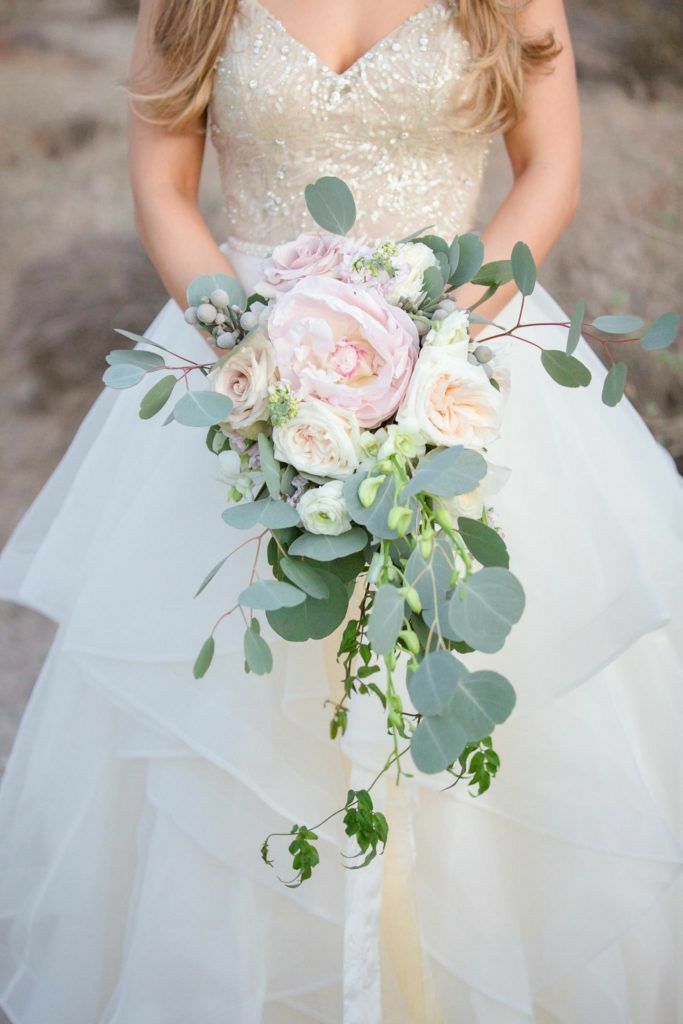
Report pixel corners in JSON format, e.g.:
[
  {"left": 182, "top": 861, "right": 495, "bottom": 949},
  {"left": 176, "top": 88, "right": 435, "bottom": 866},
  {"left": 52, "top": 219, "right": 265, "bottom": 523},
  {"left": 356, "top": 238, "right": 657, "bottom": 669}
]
[{"left": 130, "top": 0, "right": 560, "bottom": 134}]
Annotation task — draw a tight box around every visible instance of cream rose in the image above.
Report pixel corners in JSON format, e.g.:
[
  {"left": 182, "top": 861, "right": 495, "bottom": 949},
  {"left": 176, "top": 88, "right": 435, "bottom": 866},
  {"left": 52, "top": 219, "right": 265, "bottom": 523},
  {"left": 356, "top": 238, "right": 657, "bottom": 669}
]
[
  {"left": 444, "top": 464, "right": 512, "bottom": 521},
  {"left": 397, "top": 342, "right": 504, "bottom": 449},
  {"left": 424, "top": 308, "right": 470, "bottom": 347},
  {"left": 297, "top": 480, "right": 351, "bottom": 535},
  {"left": 384, "top": 242, "right": 438, "bottom": 307},
  {"left": 211, "top": 332, "right": 276, "bottom": 433},
  {"left": 256, "top": 231, "right": 350, "bottom": 296},
  {"left": 272, "top": 398, "right": 361, "bottom": 479}
]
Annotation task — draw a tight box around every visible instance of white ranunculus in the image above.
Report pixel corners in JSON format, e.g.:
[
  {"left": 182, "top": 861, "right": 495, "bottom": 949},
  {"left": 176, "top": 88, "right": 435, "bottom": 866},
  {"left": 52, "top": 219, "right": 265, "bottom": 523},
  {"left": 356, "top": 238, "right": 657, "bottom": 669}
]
[
  {"left": 272, "top": 397, "right": 361, "bottom": 479},
  {"left": 444, "top": 463, "right": 511, "bottom": 521},
  {"left": 424, "top": 308, "right": 470, "bottom": 347},
  {"left": 397, "top": 342, "right": 503, "bottom": 449},
  {"left": 384, "top": 242, "right": 438, "bottom": 307},
  {"left": 297, "top": 480, "right": 351, "bottom": 535},
  {"left": 210, "top": 331, "right": 276, "bottom": 433}
]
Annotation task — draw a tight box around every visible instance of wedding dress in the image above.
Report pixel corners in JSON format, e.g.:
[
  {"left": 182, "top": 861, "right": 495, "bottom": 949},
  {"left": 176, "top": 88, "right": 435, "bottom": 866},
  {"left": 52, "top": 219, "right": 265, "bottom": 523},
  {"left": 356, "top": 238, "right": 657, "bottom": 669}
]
[{"left": 1, "top": 1, "right": 681, "bottom": 1021}]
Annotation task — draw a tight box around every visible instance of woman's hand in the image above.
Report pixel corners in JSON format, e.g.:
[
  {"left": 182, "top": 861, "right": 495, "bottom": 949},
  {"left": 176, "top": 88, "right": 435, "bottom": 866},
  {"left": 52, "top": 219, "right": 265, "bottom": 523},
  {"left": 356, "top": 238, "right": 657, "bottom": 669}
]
[
  {"left": 127, "top": 0, "right": 237, "bottom": 310},
  {"left": 457, "top": 0, "right": 581, "bottom": 323}
]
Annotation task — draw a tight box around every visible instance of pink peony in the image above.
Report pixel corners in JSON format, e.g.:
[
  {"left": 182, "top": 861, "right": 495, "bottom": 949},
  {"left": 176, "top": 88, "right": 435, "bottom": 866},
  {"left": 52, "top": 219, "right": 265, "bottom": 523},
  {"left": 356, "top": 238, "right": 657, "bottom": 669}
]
[
  {"left": 268, "top": 276, "right": 419, "bottom": 429},
  {"left": 257, "top": 231, "right": 350, "bottom": 296}
]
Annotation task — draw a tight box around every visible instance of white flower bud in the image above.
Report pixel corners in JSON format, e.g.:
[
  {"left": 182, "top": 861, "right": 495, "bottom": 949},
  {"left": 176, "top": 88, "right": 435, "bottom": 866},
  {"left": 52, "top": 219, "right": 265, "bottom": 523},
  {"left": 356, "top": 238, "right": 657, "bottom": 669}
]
[
  {"left": 240, "top": 311, "right": 258, "bottom": 331},
  {"left": 474, "top": 345, "right": 493, "bottom": 363},
  {"left": 183, "top": 306, "right": 198, "bottom": 326},
  {"left": 216, "top": 330, "right": 238, "bottom": 350},
  {"left": 214, "top": 312, "right": 227, "bottom": 325},
  {"left": 210, "top": 288, "right": 230, "bottom": 309},
  {"left": 432, "top": 308, "right": 449, "bottom": 322},
  {"left": 467, "top": 352, "right": 479, "bottom": 366},
  {"left": 438, "top": 298, "right": 457, "bottom": 312},
  {"left": 197, "top": 302, "right": 218, "bottom": 325}
]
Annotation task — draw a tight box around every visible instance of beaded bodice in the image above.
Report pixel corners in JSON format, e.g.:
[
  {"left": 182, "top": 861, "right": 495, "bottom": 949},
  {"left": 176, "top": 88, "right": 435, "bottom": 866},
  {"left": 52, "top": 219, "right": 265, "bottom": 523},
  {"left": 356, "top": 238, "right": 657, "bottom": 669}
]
[{"left": 209, "top": 0, "right": 492, "bottom": 255}]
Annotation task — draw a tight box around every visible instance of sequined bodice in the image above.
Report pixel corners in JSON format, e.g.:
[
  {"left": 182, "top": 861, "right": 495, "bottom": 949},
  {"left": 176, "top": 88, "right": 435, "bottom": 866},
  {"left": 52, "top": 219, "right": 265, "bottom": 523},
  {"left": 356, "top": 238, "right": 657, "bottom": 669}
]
[{"left": 209, "top": 0, "right": 491, "bottom": 255}]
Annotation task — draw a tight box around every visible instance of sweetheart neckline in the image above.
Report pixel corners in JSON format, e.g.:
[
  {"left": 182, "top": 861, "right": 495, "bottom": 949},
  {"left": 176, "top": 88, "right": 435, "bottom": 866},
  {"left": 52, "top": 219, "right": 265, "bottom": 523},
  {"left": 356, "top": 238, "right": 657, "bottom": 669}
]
[{"left": 242, "top": 0, "right": 446, "bottom": 80}]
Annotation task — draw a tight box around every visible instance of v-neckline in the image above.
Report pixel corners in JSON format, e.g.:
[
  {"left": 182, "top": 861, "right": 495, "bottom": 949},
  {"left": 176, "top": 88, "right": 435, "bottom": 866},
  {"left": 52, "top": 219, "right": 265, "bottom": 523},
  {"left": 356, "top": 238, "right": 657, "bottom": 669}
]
[{"left": 244, "top": 0, "right": 444, "bottom": 79}]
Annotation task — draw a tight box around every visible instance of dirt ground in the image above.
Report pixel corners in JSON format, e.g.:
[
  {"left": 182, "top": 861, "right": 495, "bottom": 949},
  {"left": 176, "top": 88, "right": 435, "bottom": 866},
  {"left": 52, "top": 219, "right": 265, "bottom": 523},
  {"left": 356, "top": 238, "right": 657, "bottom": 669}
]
[{"left": 0, "top": 0, "right": 681, "bottom": 850}]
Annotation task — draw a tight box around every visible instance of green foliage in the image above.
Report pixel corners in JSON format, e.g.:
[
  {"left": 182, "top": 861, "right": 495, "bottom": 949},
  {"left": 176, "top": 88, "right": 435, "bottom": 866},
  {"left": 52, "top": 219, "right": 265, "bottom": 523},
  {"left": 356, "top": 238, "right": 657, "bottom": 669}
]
[
  {"left": 448, "top": 567, "right": 525, "bottom": 654},
  {"left": 641, "top": 312, "right": 680, "bottom": 351},
  {"left": 457, "top": 517, "right": 509, "bottom": 568},
  {"left": 511, "top": 241, "right": 537, "bottom": 296},
  {"left": 403, "top": 446, "right": 487, "bottom": 499},
  {"left": 540, "top": 350, "right": 592, "bottom": 388},
  {"left": 280, "top": 556, "right": 330, "bottom": 598},
  {"left": 304, "top": 176, "right": 357, "bottom": 235},
  {"left": 602, "top": 362, "right": 628, "bottom": 407},
  {"left": 566, "top": 298, "right": 585, "bottom": 355},
  {"left": 102, "top": 363, "right": 146, "bottom": 389},
  {"left": 447, "top": 233, "right": 484, "bottom": 288},
  {"left": 106, "top": 348, "right": 165, "bottom": 370},
  {"left": 173, "top": 390, "right": 233, "bottom": 427},
  {"left": 343, "top": 790, "right": 389, "bottom": 869},
  {"left": 592, "top": 314, "right": 644, "bottom": 335},
  {"left": 471, "top": 259, "right": 513, "bottom": 288},
  {"left": 238, "top": 579, "right": 306, "bottom": 610},
  {"left": 257, "top": 433, "right": 282, "bottom": 499},
  {"left": 187, "top": 272, "right": 246, "bottom": 311},
  {"left": 344, "top": 470, "right": 417, "bottom": 540},
  {"left": 244, "top": 620, "right": 273, "bottom": 675},
  {"left": 367, "top": 584, "right": 405, "bottom": 655},
  {"left": 222, "top": 498, "right": 270, "bottom": 529},
  {"left": 193, "top": 636, "right": 215, "bottom": 679},
  {"left": 194, "top": 555, "right": 229, "bottom": 597},
  {"left": 139, "top": 374, "right": 177, "bottom": 419},
  {"left": 407, "top": 650, "right": 466, "bottom": 715},
  {"left": 288, "top": 526, "right": 369, "bottom": 561},
  {"left": 266, "top": 569, "right": 349, "bottom": 641}
]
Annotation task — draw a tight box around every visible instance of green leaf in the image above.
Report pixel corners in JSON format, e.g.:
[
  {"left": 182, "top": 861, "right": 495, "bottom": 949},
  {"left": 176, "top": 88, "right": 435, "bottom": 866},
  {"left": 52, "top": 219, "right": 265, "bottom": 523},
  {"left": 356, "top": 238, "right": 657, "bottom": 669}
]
[
  {"left": 344, "top": 471, "right": 417, "bottom": 540},
  {"left": 447, "top": 233, "right": 484, "bottom": 288},
  {"left": 422, "top": 265, "right": 444, "bottom": 302},
  {"left": 540, "top": 350, "right": 592, "bottom": 388},
  {"left": 410, "top": 710, "right": 467, "bottom": 774},
  {"left": 106, "top": 348, "right": 165, "bottom": 370},
  {"left": 222, "top": 498, "right": 270, "bottom": 529},
  {"left": 457, "top": 518, "right": 509, "bottom": 568},
  {"left": 447, "top": 238, "right": 460, "bottom": 276},
  {"left": 448, "top": 567, "right": 525, "bottom": 654},
  {"left": 193, "top": 636, "right": 215, "bottom": 679},
  {"left": 259, "top": 500, "right": 300, "bottom": 529},
  {"left": 641, "top": 312, "right": 680, "bottom": 351},
  {"left": 258, "top": 433, "right": 281, "bottom": 499},
  {"left": 602, "top": 362, "right": 628, "bottom": 407},
  {"left": 414, "top": 234, "right": 449, "bottom": 254},
  {"left": 287, "top": 526, "right": 368, "bottom": 561},
  {"left": 404, "top": 534, "right": 455, "bottom": 610},
  {"left": 280, "top": 556, "right": 330, "bottom": 598},
  {"left": 471, "top": 259, "right": 513, "bottom": 288},
  {"left": 511, "top": 241, "right": 536, "bottom": 296},
  {"left": 592, "top": 314, "right": 644, "bottom": 335},
  {"left": 367, "top": 584, "right": 405, "bottom": 656},
  {"left": 304, "top": 176, "right": 357, "bottom": 235},
  {"left": 139, "top": 374, "right": 177, "bottom": 419},
  {"left": 449, "top": 669, "right": 516, "bottom": 742},
  {"left": 239, "top": 579, "right": 306, "bottom": 610},
  {"left": 407, "top": 650, "right": 466, "bottom": 715},
  {"left": 186, "top": 272, "right": 246, "bottom": 310},
  {"left": 566, "top": 298, "right": 585, "bottom": 355},
  {"left": 194, "top": 555, "right": 229, "bottom": 597},
  {"left": 102, "top": 363, "right": 146, "bottom": 389},
  {"left": 267, "top": 569, "right": 349, "bottom": 641},
  {"left": 173, "top": 390, "right": 233, "bottom": 427},
  {"left": 402, "top": 446, "right": 487, "bottom": 500},
  {"left": 243, "top": 622, "right": 273, "bottom": 675}
]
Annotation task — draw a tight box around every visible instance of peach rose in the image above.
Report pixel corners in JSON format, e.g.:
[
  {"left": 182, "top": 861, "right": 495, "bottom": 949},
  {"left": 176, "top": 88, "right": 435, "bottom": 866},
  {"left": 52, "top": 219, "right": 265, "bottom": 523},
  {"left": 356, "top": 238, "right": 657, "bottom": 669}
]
[
  {"left": 272, "top": 398, "right": 361, "bottom": 479},
  {"left": 397, "top": 342, "right": 504, "bottom": 449},
  {"left": 210, "top": 332, "right": 276, "bottom": 432},
  {"left": 268, "top": 275, "right": 419, "bottom": 429},
  {"left": 257, "top": 231, "right": 350, "bottom": 296}
]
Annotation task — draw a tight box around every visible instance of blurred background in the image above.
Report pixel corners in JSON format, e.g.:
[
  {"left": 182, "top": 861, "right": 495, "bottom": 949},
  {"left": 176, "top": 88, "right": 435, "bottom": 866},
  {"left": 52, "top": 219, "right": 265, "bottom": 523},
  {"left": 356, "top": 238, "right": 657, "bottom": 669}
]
[{"left": 0, "top": 0, "right": 681, "bottom": 790}]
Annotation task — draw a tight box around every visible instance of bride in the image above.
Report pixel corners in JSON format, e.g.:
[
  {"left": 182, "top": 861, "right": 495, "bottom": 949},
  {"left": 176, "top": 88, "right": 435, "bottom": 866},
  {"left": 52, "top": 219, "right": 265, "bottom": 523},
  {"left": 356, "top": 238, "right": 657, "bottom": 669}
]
[{"left": 0, "top": 0, "right": 681, "bottom": 1021}]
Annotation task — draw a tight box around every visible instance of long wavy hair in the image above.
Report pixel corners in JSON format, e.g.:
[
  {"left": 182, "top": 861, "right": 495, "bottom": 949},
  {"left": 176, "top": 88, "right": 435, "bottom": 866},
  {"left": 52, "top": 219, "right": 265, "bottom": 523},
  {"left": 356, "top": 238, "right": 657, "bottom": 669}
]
[{"left": 130, "top": 0, "right": 560, "bottom": 134}]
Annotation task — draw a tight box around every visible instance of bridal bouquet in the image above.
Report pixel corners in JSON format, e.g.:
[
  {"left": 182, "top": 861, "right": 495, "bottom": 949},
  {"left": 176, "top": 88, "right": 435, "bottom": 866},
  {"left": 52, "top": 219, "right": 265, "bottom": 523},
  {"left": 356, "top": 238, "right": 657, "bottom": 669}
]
[{"left": 105, "top": 177, "right": 678, "bottom": 885}]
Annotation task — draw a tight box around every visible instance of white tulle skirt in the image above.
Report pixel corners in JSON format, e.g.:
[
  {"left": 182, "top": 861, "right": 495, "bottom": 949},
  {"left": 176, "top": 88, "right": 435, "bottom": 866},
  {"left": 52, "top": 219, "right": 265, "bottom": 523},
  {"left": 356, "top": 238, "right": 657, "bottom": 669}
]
[{"left": 0, "top": 245, "right": 681, "bottom": 1024}]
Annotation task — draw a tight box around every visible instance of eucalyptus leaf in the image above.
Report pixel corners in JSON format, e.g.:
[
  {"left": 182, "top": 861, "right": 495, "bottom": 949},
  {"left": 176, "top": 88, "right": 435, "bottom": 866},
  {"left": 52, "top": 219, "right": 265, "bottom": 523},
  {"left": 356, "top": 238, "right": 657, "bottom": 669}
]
[
  {"left": 448, "top": 238, "right": 460, "bottom": 276},
  {"left": 449, "top": 669, "right": 516, "bottom": 742},
  {"left": 511, "top": 241, "right": 536, "bottom": 296},
  {"left": 258, "top": 433, "right": 282, "bottom": 499},
  {"left": 344, "top": 471, "right": 417, "bottom": 540},
  {"left": 239, "top": 579, "right": 306, "bottom": 610},
  {"left": 414, "top": 234, "right": 449, "bottom": 254},
  {"left": 106, "top": 349, "right": 165, "bottom": 370},
  {"left": 402, "top": 446, "right": 487, "bottom": 500},
  {"left": 448, "top": 567, "right": 525, "bottom": 654},
  {"left": 602, "top": 362, "right": 628, "bottom": 407},
  {"left": 222, "top": 498, "right": 270, "bottom": 529},
  {"left": 139, "top": 374, "right": 177, "bottom": 419},
  {"left": 186, "top": 272, "right": 246, "bottom": 310},
  {"left": 173, "top": 390, "right": 233, "bottom": 426},
  {"left": 641, "top": 312, "right": 680, "bottom": 351},
  {"left": 367, "top": 584, "right": 406, "bottom": 656},
  {"left": 422, "top": 265, "right": 444, "bottom": 302},
  {"left": 102, "top": 363, "right": 146, "bottom": 389},
  {"left": 259, "top": 500, "right": 300, "bottom": 529},
  {"left": 244, "top": 622, "right": 273, "bottom": 675},
  {"left": 288, "top": 526, "right": 368, "bottom": 561},
  {"left": 266, "top": 569, "right": 349, "bottom": 641},
  {"left": 193, "top": 636, "right": 215, "bottom": 679},
  {"left": 540, "top": 350, "right": 592, "bottom": 388},
  {"left": 404, "top": 534, "right": 455, "bottom": 610},
  {"left": 566, "top": 298, "right": 585, "bottom": 355},
  {"left": 592, "top": 314, "right": 643, "bottom": 335},
  {"left": 280, "top": 556, "right": 330, "bottom": 598},
  {"left": 457, "top": 517, "right": 509, "bottom": 568},
  {"left": 304, "top": 176, "right": 356, "bottom": 235},
  {"left": 447, "top": 233, "right": 484, "bottom": 288},
  {"left": 410, "top": 710, "right": 467, "bottom": 774},
  {"left": 407, "top": 650, "right": 466, "bottom": 716},
  {"left": 471, "top": 260, "right": 513, "bottom": 288},
  {"left": 194, "top": 555, "right": 229, "bottom": 597}
]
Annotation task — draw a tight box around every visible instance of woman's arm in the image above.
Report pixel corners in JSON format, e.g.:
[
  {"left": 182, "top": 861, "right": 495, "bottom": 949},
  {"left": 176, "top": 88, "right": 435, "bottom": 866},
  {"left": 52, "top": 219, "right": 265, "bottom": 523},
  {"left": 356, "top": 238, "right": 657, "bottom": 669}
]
[
  {"left": 127, "top": 0, "right": 236, "bottom": 309},
  {"left": 456, "top": 0, "right": 581, "bottom": 321}
]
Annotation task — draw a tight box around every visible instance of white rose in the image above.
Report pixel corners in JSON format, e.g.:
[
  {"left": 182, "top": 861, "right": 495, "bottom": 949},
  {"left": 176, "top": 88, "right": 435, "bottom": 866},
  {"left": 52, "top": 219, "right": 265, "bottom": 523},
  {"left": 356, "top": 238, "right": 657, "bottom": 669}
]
[
  {"left": 384, "top": 242, "right": 438, "bottom": 307},
  {"left": 211, "top": 332, "right": 276, "bottom": 433},
  {"left": 272, "top": 397, "right": 361, "bottom": 479},
  {"left": 297, "top": 480, "right": 352, "bottom": 535},
  {"left": 397, "top": 343, "right": 503, "bottom": 449},
  {"left": 444, "top": 463, "right": 511, "bottom": 521},
  {"left": 424, "top": 308, "right": 470, "bottom": 347}
]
